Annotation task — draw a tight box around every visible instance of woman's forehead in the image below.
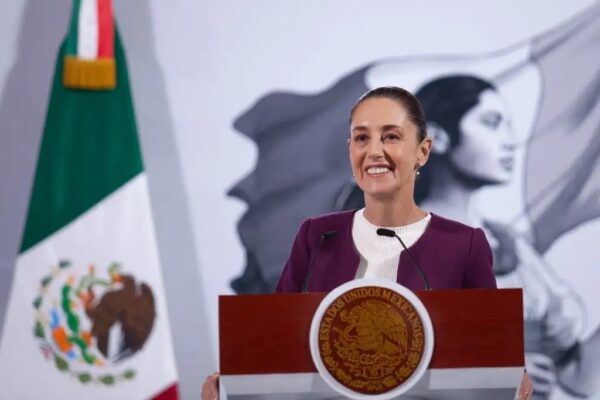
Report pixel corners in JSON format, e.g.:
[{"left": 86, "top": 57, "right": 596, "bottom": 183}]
[
  {"left": 473, "top": 89, "right": 506, "bottom": 112},
  {"left": 350, "top": 105, "right": 420, "bottom": 141},
  {"left": 351, "top": 98, "right": 411, "bottom": 126}
]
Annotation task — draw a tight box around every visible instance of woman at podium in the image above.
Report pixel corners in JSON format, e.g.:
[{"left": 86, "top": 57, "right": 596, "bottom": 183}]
[
  {"left": 274, "top": 86, "right": 497, "bottom": 293},
  {"left": 202, "top": 85, "right": 498, "bottom": 399}
]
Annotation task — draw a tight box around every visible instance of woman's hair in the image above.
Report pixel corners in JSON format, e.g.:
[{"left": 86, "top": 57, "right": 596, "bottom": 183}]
[
  {"left": 349, "top": 86, "right": 427, "bottom": 142},
  {"left": 414, "top": 75, "right": 497, "bottom": 202},
  {"left": 416, "top": 75, "right": 496, "bottom": 146}
]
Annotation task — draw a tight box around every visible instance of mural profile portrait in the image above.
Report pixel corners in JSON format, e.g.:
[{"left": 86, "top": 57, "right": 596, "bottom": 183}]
[{"left": 414, "top": 75, "right": 587, "bottom": 399}]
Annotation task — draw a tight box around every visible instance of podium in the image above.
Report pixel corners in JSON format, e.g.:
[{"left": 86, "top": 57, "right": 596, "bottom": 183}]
[{"left": 219, "top": 289, "right": 531, "bottom": 399}]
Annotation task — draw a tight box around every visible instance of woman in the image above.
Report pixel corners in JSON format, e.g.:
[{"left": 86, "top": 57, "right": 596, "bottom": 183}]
[
  {"left": 202, "top": 86, "right": 496, "bottom": 399},
  {"left": 413, "top": 75, "right": 586, "bottom": 399},
  {"left": 275, "top": 86, "right": 497, "bottom": 293},
  {"left": 414, "top": 76, "right": 516, "bottom": 222}
]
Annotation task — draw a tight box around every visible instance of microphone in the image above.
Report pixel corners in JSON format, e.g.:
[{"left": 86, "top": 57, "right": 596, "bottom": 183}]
[
  {"left": 376, "top": 228, "right": 431, "bottom": 290},
  {"left": 302, "top": 231, "right": 338, "bottom": 292}
]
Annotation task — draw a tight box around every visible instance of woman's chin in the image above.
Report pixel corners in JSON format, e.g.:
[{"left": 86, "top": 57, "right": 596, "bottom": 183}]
[
  {"left": 460, "top": 169, "right": 512, "bottom": 186},
  {"left": 486, "top": 173, "right": 511, "bottom": 185},
  {"left": 363, "top": 186, "right": 402, "bottom": 200}
]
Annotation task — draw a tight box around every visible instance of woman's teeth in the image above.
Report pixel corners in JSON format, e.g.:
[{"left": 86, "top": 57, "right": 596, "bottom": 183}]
[{"left": 367, "top": 167, "right": 390, "bottom": 174}]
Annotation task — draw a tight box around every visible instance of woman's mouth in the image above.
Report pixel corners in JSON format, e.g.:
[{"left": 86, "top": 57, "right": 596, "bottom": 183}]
[
  {"left": 366, "top": 166, "right": 391, "bottom": 176},
  {"left": 499, "top": 157, "right": 514, "bottom": 171}
]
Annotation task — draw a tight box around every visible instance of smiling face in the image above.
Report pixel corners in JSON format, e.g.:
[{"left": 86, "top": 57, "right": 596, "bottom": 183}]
[
  {"left": 349, "top": 97, "right": 431, "bottom": 201},
  {"left": 449, "top": 89, "right": 516, "bottom": 183}
]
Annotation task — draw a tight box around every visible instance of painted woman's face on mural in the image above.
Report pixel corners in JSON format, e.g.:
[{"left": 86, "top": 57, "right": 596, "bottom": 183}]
[
  {"left": 349, "top": 97, "right": 430, "bottom": 200},
  {"left": 449, "top": 89, "right": 516, "bottom": 183}
]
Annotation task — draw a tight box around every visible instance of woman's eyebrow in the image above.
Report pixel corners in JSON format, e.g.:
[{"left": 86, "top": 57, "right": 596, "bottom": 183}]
[
  {"left": 381, "top": 124, "right": 405, "bottom": 133},
  {"left": 351, "top": 126, "right": 369, "bottom": 133}
]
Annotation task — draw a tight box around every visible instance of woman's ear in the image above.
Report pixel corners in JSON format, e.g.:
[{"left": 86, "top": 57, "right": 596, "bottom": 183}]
[
  {"left": 417, "top": 136, "right": 432, "bottom": 169},
  {"left": 427, "top": 122, "right": 450, "bottom": 155}
]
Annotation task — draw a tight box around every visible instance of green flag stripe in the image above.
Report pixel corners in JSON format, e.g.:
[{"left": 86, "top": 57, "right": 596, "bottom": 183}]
[
  {"left": 20, "top": 30, "right": 143, "bottom": 253},
  {"left": 64, "top": 0, "right": 81, "bottom": 56}
]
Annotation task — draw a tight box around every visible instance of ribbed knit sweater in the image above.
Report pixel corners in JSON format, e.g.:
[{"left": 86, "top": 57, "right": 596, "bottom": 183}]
[{"left": 353, "top": 209, "right": 431, "bottom": 280}]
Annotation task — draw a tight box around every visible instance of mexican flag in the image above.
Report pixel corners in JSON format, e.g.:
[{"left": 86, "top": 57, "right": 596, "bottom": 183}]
[{"left": 0, "top": 1, "right": 179, "bottom": 399}]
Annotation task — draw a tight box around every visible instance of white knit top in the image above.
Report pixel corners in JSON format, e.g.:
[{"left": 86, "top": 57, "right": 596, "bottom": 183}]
[{"left": 353, "top": 209, "right": 431, "bottom": 281}]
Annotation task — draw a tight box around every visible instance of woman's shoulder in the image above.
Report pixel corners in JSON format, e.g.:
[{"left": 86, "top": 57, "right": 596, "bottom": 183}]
[
  {"left": 428, "top": 213, "right": 480, "bottom": 235},
  {"left": 425, "top": 214, "right": 493, "bottom": 272},
  {"left": 302, "top": 209, "right": 355, "bottom": 227},
  {"left": 298, "top": 210, "right": 356, "bottom": 237}
]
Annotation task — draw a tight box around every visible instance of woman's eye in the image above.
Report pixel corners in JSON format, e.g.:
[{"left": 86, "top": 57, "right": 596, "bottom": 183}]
[
  {"left": 481, "top": 113, "right": 502, "bottom": 129},
  {"left": 383, "top": 134, "right": 400, "bottom": 142},
  {"left": 354, "top": 135, "right": 369, "bottom": 143}
]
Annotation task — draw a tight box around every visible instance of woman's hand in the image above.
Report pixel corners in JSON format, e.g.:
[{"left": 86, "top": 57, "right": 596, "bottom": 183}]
[
  {"left": 482, "top": 220, "right": 519, "bottom": 275},
  {"left": 201, "top": 372, "right": 219, "bottom": 400},
  {"left": 515, "top": 238, "right": 586, "bottom": 347},
  {"left": 526, "top": 353, "right": 557, "bottom": 399}
]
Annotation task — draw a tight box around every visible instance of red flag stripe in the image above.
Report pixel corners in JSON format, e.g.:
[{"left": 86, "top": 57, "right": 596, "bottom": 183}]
[
  {"left": 97, "top": 0, "right": 114, "bottom": 58},
  {"left": 149, "top": 383, "right": 179, "bottom": 400}
]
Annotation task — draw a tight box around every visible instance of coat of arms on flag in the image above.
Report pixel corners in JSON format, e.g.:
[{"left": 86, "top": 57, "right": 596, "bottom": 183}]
[{"left": 33, "top": 259, "right": 156, "bottom": 385}]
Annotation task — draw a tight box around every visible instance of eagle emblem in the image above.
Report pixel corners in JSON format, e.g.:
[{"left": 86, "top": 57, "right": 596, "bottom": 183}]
[{"left": 32, "top": 259, "right": 155, "bottom": 385}]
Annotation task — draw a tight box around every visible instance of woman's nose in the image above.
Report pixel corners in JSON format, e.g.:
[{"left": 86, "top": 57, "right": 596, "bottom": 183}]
[
  {"left": 366, "top": 139, "right": 385, "bottom": 159},
  {"left": 502, "top": 123, "right": 519, "bottom": 150},
  {"left": 502, "top": 139, "right": 517, "bottom": 151}
]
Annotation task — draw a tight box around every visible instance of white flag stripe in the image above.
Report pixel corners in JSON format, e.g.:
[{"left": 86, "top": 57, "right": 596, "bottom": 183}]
[
  {"left": 77, "top": 0, "right": 98, "bottom": 59},
  {"left": 0, "top": 174, "right": 177, "bottom": 399}
]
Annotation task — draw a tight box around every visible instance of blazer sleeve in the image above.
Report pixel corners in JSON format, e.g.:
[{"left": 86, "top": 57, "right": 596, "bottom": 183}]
[
  {"left": 463, "top": 227, "right": 498, "bottom": 289},
  {"left": 274, "top": 218, "right": 312, "bottom": 293}
]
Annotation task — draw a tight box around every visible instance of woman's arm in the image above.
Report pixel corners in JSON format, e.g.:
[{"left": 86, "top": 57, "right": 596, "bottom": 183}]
[
  {"left": 274, "top": 218, "right": 312, "bottom": 293},
  {"left": 558, "top": 327, "right": 600, "bottom": 397},
  {"left": 463, "top": 227, "right": 497, "bottom": 288}
]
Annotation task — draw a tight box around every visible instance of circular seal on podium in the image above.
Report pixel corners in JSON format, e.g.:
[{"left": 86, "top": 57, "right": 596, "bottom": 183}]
[{"left": 310, "top": 279, "right": 434, "bottom": 399}]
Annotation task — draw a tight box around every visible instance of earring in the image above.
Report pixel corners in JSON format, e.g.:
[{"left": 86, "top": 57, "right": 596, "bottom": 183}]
[{"left": 416, "top": 170, "right": 421, "bottom": 176}]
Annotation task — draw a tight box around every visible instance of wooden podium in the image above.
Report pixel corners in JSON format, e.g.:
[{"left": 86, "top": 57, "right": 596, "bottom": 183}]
[{"left": 219, "top": 289, "right": 531, "bottom": 399}]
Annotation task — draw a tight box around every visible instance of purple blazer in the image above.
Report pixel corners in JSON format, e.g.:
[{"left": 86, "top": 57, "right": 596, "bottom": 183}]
[{"left": 275, "top": 210, "right": 497, "bottom": 293}]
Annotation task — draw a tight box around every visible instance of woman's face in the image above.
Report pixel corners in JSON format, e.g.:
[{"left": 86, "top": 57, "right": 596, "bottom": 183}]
[
  {"left": 449, "top": 89, "right": 516, "bottom": 183},
  {"left": 349, "top": 97, "right": 430, "bottom": 200}
]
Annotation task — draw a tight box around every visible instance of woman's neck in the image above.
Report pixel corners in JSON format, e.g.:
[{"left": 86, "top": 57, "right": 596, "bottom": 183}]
[
  {"left": 420, "top": 162, "right": 481, "bottom": 223},
  {"left": 363, "top": 193, "right": 426, "bottom": 227}
]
